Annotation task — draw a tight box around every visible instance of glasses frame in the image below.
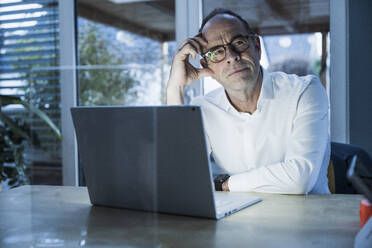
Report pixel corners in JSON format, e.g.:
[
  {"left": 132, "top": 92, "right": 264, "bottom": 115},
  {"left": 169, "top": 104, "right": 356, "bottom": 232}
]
[{"left": 202, "top": 34, "right": 258, "bottom": 63}]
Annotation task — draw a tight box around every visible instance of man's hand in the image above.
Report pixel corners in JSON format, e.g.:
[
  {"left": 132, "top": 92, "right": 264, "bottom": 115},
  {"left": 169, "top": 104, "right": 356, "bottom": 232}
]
[
  {"left": 166, "top": 33, "right": 213, "bottom": 105},
  {"left": 222, "top": 178, "right": 230, "bottom": 192}
]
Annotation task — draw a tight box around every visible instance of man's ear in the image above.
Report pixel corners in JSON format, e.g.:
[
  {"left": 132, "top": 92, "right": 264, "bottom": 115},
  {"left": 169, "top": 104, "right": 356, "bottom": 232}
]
[{"left": 255, "top": 36, "right": 261, "bottom": 60}]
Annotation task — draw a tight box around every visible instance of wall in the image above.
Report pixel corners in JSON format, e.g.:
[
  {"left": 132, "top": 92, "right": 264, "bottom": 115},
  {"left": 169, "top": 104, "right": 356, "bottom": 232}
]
[{"left": 348, "top": 0, "right": 372, "bottom": 154}]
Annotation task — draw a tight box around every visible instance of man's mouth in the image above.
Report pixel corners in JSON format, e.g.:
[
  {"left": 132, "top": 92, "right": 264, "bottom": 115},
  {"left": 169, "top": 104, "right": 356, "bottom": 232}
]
[{"left": 228, "top": 67, "right": 249, "bottom": 76}]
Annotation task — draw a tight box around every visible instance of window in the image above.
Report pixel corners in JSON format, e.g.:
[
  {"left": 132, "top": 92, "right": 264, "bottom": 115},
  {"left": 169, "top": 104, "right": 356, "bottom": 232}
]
[
  {"left": 0, "top": 0, "right": 61, "bottom": 189},
  {"left": 76, "top": 0, "right": 175, "bottom": 185},
  {"left": 202, "top": 0, "right": 330, "bottom": 94},
  {"left": 76, "top": 0, "right": 176, "bottom": 107}
]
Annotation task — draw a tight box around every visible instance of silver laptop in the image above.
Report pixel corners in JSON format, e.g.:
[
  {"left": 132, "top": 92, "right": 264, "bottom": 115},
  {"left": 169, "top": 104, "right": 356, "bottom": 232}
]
[{"left": 71, "top": 106, "right": 261, "bottom": 219}]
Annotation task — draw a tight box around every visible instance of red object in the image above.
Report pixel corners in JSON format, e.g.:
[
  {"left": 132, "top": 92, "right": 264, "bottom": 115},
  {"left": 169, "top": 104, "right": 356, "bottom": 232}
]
[{"left": 360, "top": 199, "right": 372, "bottom": 228}]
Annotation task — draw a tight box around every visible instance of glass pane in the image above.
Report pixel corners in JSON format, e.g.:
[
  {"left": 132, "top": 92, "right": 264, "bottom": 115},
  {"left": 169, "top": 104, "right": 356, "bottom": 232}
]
[
  {"left": 0, "top": 0, "right": 62, "bottom": 190},
  {"left": 264, "top": 33, "right": 321, "bottom": 75},
  {"left": 76, "top": 0, "right": 176, "bottom": 106},
  {"left": 202, "top": 0, "right": 330, "bottom": 94},
  {"left": 76, "top": 0, "right": 175, "bottom": 185}
]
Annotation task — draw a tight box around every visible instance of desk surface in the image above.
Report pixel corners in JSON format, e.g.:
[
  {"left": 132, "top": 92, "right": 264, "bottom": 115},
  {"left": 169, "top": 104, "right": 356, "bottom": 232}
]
[{"left": 0, "top": 185, "right": 363, "bottom": 248}]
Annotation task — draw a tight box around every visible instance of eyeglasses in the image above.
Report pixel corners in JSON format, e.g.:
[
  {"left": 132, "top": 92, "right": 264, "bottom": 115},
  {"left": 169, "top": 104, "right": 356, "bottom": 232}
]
[{"left": 202, "top": 35, "right": 257, "bottom": 63}]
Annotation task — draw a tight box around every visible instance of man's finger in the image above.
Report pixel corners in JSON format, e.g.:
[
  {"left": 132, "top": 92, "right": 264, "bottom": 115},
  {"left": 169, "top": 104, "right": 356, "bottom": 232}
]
[
  {"left": 195, "top": 32, "right": 207, "bottom": 40},
  {"left": 194, "top": 33, "right": 208, "bottom": 45},
  {"left": 184, "top": 44, "right": 198, "bottom": 59},
  {"left": 193, "top": 36, "right": 208, "bottom": 50},
  {"left": 187, "top": 38, "right": 203, "bottom": 54},
  {"left": 192, "top": 38, "right": 208, "bottom": 54},
  {"left": 178, "top": 39, "right": 190, "bottom": 51},
  {"left": 178, "top": 37, "right": 200, "bottom": 52},
  {"left": 176, "top": 43, "right": 198, "bottom": 60},
  {"left": 178, "top": 39, "right": 201, "bottom": 56}
]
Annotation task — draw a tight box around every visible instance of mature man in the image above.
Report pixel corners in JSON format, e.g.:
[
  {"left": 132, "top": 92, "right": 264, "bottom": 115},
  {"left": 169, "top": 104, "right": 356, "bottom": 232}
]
[{"left": 166, "top": 9, "right": 330, "bottom": 194}]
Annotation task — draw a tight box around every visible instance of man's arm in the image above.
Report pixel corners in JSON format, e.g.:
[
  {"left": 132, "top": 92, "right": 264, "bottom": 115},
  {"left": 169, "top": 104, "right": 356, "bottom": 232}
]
[
  {"left": 227, "top": 78, "right": 329, "bottom": 194},
  {"left": 166, "top": 34, "right": 213, "bottom": 105},
  {"left": 166, "top": 85, "right": 186, "bottom": 105}
]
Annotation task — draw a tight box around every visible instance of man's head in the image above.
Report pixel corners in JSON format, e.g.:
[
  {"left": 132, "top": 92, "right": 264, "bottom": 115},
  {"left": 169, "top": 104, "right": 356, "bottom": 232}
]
[
  {"left": 199, "top": 9, "right": 262, "bottom": 93},
  {"left": 199, "top": 8, "right": 254, "bottom": 34}
]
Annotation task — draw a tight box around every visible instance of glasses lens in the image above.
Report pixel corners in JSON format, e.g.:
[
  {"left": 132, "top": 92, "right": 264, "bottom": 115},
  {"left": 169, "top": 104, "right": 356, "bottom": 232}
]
[
  {"left": 231, "top": 37, "right": 249, "bottom": 52},
  {"left": 208, "top": 46, "right": 225, "bottom": 62}
]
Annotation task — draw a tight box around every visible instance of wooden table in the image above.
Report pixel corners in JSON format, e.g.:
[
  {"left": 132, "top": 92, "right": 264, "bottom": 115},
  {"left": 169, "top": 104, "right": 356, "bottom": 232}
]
[{"left": 0, "top": 186, "right": 363, "bottom": 247}]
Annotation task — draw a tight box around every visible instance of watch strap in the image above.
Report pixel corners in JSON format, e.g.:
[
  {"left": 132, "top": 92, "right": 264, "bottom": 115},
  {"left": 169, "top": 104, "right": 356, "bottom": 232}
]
[{"left": 214, "top": 174, "right": 230, "bottom": 191}]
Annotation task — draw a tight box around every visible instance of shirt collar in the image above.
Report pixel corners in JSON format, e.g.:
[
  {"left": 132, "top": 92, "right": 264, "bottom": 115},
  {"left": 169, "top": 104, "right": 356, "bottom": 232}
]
[
  {"left": 218, "top": 67, "right": 274, "bottom": 113},
  {"left": 257, "top": 68, "right": 274, "bottom": 108}
]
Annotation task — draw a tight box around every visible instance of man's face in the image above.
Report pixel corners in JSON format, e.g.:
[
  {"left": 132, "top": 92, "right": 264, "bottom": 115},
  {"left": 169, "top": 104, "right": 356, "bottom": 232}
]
[{"left": 201, "top": 15, "right": 261, "bottom": 92}]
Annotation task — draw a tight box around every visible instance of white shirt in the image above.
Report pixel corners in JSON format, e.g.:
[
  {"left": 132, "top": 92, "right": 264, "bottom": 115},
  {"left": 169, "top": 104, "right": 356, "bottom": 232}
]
[{"left": 191, "top": 69, "right": 330, "bottom": 194}]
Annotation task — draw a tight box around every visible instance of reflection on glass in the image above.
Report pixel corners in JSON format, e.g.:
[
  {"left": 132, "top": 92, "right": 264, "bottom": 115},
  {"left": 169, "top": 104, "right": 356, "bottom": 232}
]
[
  {"left": 265, "top": 33, "right": 323, "bottom": 76},
  {"left": 204, "top": 32, "right": 329, "bottom": 94},
  {"left": 202, "top": 0, "right": 330, "bottom": 93},
  {"left": 0, "top": 0, "right": 62, "bottom": 189},
  {"left": 76, "top": 1, "right": 176, "bottom": 106},
  {"left": 76, "top": 0, "right": 175, "bottom": 185}
]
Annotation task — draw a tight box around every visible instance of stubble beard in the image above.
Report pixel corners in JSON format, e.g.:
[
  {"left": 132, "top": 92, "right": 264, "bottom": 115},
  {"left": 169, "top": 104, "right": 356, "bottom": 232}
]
[{"left": 222, "top": 61, "right": 260, "bottom": 94}]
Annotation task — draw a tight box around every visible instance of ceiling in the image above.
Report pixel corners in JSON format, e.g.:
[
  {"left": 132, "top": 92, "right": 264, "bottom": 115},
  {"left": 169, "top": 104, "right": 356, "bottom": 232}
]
[
  {"left": 76, "top": 0, "right": 175, "bottom": 41},
  {"left": 76, "top": 0, "right": 329, "bottom": 42},
  {"left": 205, "top": 0, "right": 330, "bottom": 35}
]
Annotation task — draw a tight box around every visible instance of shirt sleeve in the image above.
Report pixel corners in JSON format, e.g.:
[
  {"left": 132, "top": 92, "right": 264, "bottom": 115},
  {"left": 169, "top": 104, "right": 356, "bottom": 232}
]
[{"left": 228, "top": 77, "right": 329, "bottom": 194}]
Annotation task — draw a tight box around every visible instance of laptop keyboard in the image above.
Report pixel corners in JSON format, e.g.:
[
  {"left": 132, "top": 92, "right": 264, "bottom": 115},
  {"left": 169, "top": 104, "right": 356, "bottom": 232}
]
[
  {"left": 215, "top": 199, "right": 234, "bottom": 207},
  {"left": 213, "top": 193, "right": 261, "bottom": 218}
]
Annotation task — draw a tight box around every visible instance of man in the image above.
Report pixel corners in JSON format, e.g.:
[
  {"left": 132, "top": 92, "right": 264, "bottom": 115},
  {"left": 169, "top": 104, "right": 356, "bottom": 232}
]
[{"left": 166, "top": 9, "right": 330, "bottom": 194}]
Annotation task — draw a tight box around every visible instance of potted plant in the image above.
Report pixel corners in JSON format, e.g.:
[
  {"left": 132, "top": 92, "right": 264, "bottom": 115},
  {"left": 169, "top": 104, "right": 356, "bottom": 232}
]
[{"left": 0, "top": 95, "right": 61, "bottom": 191}]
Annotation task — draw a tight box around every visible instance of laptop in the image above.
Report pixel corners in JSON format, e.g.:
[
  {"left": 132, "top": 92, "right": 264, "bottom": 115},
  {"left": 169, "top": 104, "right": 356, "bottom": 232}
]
[{"left": 71, "top": 106, "right": 261, "bottom": 219}]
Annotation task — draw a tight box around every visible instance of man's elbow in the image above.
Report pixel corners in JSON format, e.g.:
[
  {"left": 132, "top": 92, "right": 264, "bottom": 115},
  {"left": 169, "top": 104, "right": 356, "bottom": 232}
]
[
  {"left": 283, "top": 162, "right": 313, "bottom": 194},
  {"left": 285, "top": 179, "right": 310, "bottom": 194}
]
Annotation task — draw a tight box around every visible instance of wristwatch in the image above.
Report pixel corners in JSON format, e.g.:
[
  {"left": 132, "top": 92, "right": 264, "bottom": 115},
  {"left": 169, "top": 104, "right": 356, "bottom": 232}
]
[{"left": 214, "top": 174, "right": 230, "bottom": 191}]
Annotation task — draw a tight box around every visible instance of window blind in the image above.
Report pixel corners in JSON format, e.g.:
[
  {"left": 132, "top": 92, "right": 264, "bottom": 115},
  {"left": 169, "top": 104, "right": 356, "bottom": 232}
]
[{"left": 0, "top": 0, "right": 61, "bottom": 183}]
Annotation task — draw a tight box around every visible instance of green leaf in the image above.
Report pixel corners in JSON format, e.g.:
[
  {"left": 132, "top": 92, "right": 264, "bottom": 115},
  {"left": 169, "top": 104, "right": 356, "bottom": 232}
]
[
  {"left": 21, "top": 102, "right": 62, "bottom": 140},
  {"left": 0, "top": 112, "right": 30, "bottom": 140},
  {"left": 0, "top": 94, "right": 61, "bottom": 185},
  {"left": 0, "top": 95, "right": 21, "bottom": 107},
  {"left": 0, "top": 95, "right": 62, "bottom": 140}
]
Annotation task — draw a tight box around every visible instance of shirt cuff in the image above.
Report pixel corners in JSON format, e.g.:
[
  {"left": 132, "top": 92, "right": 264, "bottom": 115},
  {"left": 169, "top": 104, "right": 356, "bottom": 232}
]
[{"left": 228, "top": 173, "right": 254, "bottom": 192}]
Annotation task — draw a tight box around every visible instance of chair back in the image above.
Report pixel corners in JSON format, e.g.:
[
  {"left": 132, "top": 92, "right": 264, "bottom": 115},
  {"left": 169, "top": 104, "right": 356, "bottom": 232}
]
[{"left": 330, "top": 142, "right": 372, "bottom": 194}]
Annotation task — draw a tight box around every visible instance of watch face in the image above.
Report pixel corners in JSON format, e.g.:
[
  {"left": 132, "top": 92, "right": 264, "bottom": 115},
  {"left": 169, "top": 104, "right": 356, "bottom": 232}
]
[
  {"left": 214, "top": 174, "right": 229, "bottom": 191},
  {"left": 214, "top": 174, "right": 230, "bottom": 183}
]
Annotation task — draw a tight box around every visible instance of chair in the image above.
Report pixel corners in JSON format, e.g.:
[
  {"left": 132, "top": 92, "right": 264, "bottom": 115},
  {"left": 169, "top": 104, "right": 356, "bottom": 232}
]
[
  {"left": 328, "top": 142, "right": 372, "bottom": 194},
  {"left": 327, "top": 160, "right": 336, "bottom": 194}
]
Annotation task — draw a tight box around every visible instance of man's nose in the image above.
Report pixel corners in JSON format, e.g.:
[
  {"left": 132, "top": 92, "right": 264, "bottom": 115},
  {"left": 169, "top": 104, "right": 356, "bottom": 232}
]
[{"left": 225, "top": 45, "right": 240, "bottom": 64}]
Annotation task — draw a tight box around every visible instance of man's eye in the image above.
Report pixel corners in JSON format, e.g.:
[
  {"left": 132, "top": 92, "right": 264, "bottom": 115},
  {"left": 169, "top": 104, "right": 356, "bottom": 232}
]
[
  {"left": 233, "top": 40, "right": 246, "bottom": 47},
  {"left": 213, "top": 48, "right": 225, "bottom": 55}
]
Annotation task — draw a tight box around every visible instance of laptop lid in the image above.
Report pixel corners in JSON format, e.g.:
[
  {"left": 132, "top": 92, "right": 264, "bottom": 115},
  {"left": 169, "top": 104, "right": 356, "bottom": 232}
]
[{"left": 71, "top": 106, "right": 217, "bottom": 218}]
